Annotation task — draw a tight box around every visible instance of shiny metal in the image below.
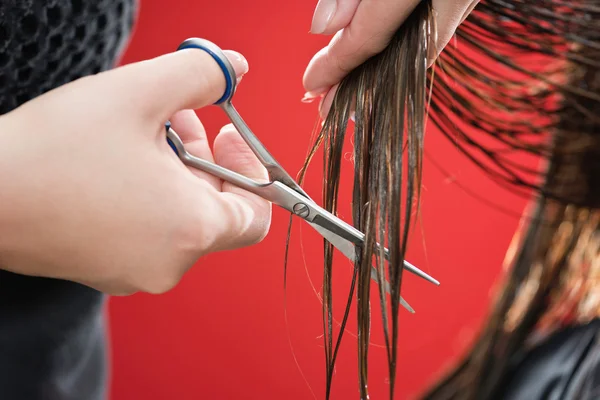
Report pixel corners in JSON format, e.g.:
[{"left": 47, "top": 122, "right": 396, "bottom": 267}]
[
  {"left": 292, "top": 203, "right": 310, "bottom": 218},
  {"left": 167, "top": 128, "right": 435, "bottom": 313},
  {"left": 220, "top": 102, "right": 309, "bottom": 198},
  {"left": 167, "top": 128, "right": 438, "bottom": 284},
  {"left": 169, "top": 128, "right": 416, "bottom": 312},
  {"left": 168, "top": 38, "right": 440, "bottom": 312},
  {"left": 307, "top": 221, "right": 415, "bottom": 313},
  {"left": 178, "top": 38, "right": 307, "bottom": 198}
]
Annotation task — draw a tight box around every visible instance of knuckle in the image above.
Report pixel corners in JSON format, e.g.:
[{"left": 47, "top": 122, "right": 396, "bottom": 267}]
[
  {"left": 181, "top": 201, "right": 220, "bottom": 255},
  {"left": 138, "top": 261, "right": 188, "bottom": 295},
  {"left": 245, "top": 202, "right": 272, "bottom": 246},
  {"left": 219, "top": 194, "right": 271, "bottom": 249},
  {"left": 120, "top": 263, "right": 182, "bottom": 295},
  {"left": 138, "top": 216, "right": 208, "bottom": 295},
  {"left": 249, "top": 223, "right": 270, "bottom": 246},
  {"left": 143, "top": 273, "right": 181, "bottom": 295},
  {"left": 326, "top": 45, "right": 354, "bottom": 75}
]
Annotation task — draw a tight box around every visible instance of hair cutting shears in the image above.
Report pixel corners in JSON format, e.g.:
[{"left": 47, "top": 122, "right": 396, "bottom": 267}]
[{"left": 165, "top": 38, "right": 439, "bottom": 313}]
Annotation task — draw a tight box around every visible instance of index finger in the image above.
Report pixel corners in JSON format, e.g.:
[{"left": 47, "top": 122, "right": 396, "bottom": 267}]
[
  {"left": 303, "top": 0, "right": 478, "bottom": 94},
  {"left": 303, "top": 0, "right": 420, "bottom": 93},
  {"left": 107, "top": 48, "right": 249, "bottom": 122}
]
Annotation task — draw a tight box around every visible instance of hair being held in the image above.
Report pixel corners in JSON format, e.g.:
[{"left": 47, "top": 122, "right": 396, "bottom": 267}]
[
  {"left": 287, "top": 1, "right": 436, "bottom": 399},
  {"left": 423, "top": 1, "right": 600, "bottom": 399},
  {"left": 288, "top": 0, "right": 600, "bottom": 399}
]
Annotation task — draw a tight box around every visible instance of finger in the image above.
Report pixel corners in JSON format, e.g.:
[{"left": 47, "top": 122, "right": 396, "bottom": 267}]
[
  {"left": 109, "top": 49, "right": 249, "bottom": 122},
  {"left": 460, "top": 0, "right": 479, "bottom": 24},
  {"left": 432, "top": 0, "right": 478, "bottom": 60},
  {"left": 303, "top": 0, "right": 421, "bottom": 93},
  {"left": 318, "top": 83, "right": 357, "bottom": 122},
  {"left": 310, "top": 0, "right": 361, "bottom": 35},
  {"left": 318, "top": 84, "right": 339, "bottom": 119},
  {"left": 169, "top": 110, "right": 206, "bottom": 144},
  {"left": 168, "top": 110, "right": 220, "bottom": 190},
  {"left": 210, "top": 124, "right": 271, "bottom": 251}
]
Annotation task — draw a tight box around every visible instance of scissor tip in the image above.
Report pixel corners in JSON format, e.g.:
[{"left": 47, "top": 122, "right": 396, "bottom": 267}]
[
  {"left": 420, "top": 274, "right": 440, "bottom": 286},
  {"left": 400, "top": 298, "right": 416, "bottom": 314},
  {"left": 404, "top": 260, "right": 440, "bottom": 287}
]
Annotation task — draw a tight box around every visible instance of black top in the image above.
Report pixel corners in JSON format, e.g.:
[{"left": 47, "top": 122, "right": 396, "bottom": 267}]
[
  {"left": 501, "top": 319, "right": 600, "bottom": 400},
  {"left": 0, "top": 0, "right": 135, "bottom": 399}
]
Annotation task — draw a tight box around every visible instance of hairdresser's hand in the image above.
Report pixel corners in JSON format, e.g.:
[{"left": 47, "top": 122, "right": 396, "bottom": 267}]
[
  {"left": 303, "top": 0, "right": 479, "bottom": 115},
  {"left": 0, "top": 49, "right": 271, "bottom": 295}
]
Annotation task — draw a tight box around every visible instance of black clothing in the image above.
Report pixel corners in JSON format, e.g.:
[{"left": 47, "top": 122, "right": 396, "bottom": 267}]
[
  {"left": 502, "top": 320, "right": 600, "bottom": 400},
  {"left": 0, "top": 1, "right": 135, "bottom": 399}
]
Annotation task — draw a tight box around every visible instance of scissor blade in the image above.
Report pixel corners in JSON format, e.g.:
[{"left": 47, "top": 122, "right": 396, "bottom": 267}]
[
  {"left": 311, "top": 214, "right": 439, "bottom": 286},
  {"left": 220, "top": 102, "right": 309, "bottom": 198},
  {"left": 308, "top": 222, "right": 415, "bottom": 314}
]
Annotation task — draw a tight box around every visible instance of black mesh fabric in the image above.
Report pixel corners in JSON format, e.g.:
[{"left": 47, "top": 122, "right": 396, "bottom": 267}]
[
  {"left": 0, "top": 1, "right": 136, "bottom": 399},
  {"left": 0, "top": 0, "right": 136, "bottom": 114}
]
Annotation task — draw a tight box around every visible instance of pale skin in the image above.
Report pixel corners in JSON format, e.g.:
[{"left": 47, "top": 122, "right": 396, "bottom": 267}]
[
  {"left": 303, "top": 0, "right": 479, "bottom": 116},
  {"left": 0, "top": 49, "right": 271, "bottom": 295},
  {"left": 0, "top": 2, "right": 475, "bottom": 296}
]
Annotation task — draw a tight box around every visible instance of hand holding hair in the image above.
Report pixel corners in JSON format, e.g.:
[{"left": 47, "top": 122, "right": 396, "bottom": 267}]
[
  {"left": 303, "top": 0, "right": 479, "bottom": 116},
  {"left": 0, "top": 49, "right": 271, "bottom": 295}
]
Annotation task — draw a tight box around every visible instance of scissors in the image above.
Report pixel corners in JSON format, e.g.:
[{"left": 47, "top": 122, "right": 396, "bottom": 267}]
[{"left": 165, "top": 38, "right": 439, "bottom": 313}]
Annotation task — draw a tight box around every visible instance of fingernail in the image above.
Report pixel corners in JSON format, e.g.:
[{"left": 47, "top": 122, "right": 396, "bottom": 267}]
[
  {"left": 223, "top": 50, "right": 249, "bottom": 78},
  {"left": 301, "top": 87, "right": 328, "bottom": 103},
  {"left": 220, "top": 123, "right": 236, "bottom": 132},
  {"left": 350, "top": 111, "right": 355, "bottom": 122},
  {"left": 311, "top": 0, "right": 337, "bottom": 34},
  {"left": 300, "top": 92, "right": 322, "bottom": 103},
  {"left": 318, "top": 86, "right": 336, "bottom": 118},
  {"left": 301, "top": 94, "right": 317, "bottom": 103}
]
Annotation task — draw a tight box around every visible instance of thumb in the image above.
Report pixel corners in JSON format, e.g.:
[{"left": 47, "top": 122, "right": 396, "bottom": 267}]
[
  {"left": 108, "top": 48, "right": 249, "bottom": 121},
  {"left": 214, "top": 123, "right": 269, "bottom": 199},
  {"left": 310, "top": 0, "right": 361, "bottom": 35},
  {"left": 210, "top": 124, "right": 271, "bottom": 251}
]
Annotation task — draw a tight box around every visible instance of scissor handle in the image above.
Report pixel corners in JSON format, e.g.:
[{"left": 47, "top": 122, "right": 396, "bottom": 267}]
[
  {"left": 164, "top": 38, "right": 238, "bottom": 153},
  {"left": 162, "top": 40, "right": 440, "bottom": 293},
  {"left": 177, "top": 38, "right": 237, "bottom": 105},
  {"left": 164, "top": 121, "right": 179, "bottom": 155},
  {"left": 164, "top": 38, "right": 301, "bottom": 190}
]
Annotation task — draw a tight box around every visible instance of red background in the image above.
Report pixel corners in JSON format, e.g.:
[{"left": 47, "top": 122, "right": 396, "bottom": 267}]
[{"left": 108, "top": 1, "right": 532, "bottom": 399}]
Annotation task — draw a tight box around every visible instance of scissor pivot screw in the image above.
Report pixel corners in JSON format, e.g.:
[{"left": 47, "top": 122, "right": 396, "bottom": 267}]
[{"left": 293, "top": 203, "right": 310, "bottom": 218}]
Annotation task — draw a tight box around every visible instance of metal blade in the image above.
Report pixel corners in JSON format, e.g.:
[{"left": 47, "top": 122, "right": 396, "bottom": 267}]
[
  {"left": 311, "top": 214, "right": 439, "bottom": 286},
  {"left": 308, "top": 222, "right": 415, "bottom": 314}
]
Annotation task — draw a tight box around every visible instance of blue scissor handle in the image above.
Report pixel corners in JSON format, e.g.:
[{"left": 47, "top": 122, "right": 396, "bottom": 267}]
[
  {"left": 165, "top": 38, "right": 237, "bottom": 154},
  {"left": 165, "top": 121, "right": 179, "bottom": 155},
  {"left": 177, "top": 38, "right": 237, "bottom": 105}
]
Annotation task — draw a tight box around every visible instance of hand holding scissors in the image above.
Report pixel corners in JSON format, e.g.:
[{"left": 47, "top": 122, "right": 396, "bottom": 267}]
[{"left": 167, "top": 38, "right": 440, "bottom": 312}]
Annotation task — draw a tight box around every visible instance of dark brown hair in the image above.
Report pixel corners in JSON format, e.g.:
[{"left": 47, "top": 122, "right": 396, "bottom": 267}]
[
  {"left": 288, "top": 1, "right": 435, "bottom": 399},
  {"left": 287, "top": 1, "right": 600, "bottom": 399},
  {"left": 423, "top": 1, "right": 600, "bottom": 399}
]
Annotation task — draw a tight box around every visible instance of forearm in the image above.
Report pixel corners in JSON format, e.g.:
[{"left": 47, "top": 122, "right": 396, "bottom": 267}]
[{"left": 0, "top": 113, "right": 35, "bottom": 275}]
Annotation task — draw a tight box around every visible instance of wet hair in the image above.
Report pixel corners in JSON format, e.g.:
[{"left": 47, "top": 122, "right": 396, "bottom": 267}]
[
  {"left": 287, "top": 1, "right": 435, "bottom": 398},
  {"left": 423, "top": 1, "right": 600, "bottom": 399},
  {"left": 287, "top": 1, "right": 600, "bottom": 399}
]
